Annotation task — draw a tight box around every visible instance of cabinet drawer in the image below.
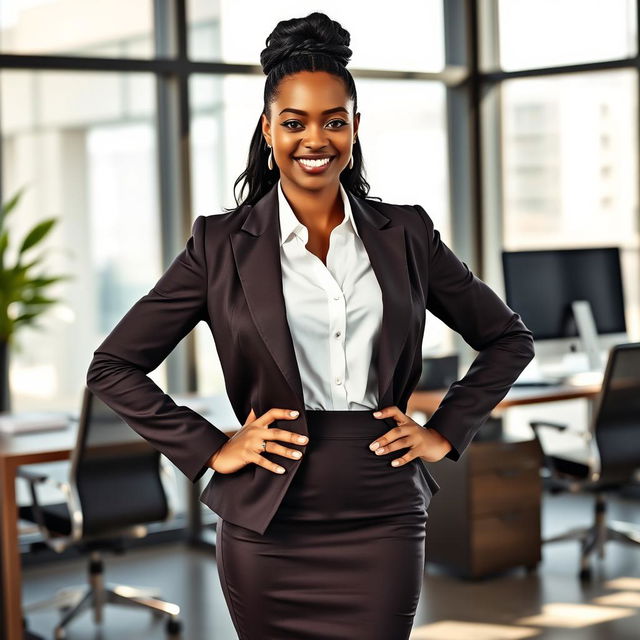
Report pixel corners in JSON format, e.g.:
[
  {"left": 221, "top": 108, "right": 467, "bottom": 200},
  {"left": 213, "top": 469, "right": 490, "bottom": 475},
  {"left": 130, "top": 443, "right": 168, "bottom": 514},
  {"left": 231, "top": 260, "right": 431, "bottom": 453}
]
[
  {"left": 471, "top": 508, "right": 541, "bottom": 575},
  {"left": 470, "top": 440, "right": 541, "bottom": 475},
  {"left": 471, "top": 467, "right": 541, "bottom": 517}
]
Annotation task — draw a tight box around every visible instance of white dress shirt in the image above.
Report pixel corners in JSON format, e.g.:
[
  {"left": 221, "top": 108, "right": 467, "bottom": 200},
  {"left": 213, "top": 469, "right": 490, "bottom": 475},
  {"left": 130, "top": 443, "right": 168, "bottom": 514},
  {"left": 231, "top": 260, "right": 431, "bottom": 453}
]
[{"left": 277, "top": 179, "right": 384, "bottom": 410}]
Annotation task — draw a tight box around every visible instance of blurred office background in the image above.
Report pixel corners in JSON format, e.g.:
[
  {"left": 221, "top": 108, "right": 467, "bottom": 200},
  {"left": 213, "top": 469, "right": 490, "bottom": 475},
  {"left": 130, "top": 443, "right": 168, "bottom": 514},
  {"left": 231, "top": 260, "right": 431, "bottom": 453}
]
[{"left": 1, "top": 1, "right": 640, "bottom": 639}]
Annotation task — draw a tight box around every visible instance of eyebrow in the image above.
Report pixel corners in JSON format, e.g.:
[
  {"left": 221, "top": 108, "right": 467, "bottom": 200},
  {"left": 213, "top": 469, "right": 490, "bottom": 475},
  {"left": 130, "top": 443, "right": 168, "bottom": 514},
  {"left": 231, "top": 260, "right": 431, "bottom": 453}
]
[{"left": 278, "top": 107, "right": 349, "bottom": 116}]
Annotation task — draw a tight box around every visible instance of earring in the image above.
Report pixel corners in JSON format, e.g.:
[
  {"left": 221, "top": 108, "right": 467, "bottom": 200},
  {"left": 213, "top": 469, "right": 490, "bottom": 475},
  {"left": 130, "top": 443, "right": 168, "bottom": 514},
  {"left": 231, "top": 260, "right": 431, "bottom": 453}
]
[
  {"left": 267, "top": 145, "right": 274, "bottom": 171},
  {"left": 348, "top": 137, "right": 356, "bottom": 170}
]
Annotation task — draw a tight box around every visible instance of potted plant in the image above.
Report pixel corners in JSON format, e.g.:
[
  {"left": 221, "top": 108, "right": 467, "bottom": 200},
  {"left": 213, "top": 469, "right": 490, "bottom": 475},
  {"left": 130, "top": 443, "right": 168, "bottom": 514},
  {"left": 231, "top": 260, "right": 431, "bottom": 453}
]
[{"left": 0, "top": 186, "right": 73, "bottom": 412}]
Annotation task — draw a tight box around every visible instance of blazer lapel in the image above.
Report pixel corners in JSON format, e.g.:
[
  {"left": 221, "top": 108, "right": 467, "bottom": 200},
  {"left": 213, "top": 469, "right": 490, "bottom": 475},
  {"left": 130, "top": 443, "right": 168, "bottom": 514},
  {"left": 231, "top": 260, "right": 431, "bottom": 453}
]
[
  {"left": 230, "top": 182, "right": 411, "bottom": 410},
  {"left": 347, "top": 191, "right": 411, "bottom": 408},
  {"left": 230, "top": 183, "right": 305, "bottom": 407}
]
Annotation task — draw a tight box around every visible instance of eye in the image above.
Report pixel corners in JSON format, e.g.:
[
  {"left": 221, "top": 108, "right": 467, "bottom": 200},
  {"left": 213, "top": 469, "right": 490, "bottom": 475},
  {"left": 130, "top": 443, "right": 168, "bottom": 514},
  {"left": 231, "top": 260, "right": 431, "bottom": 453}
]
[{"left": 281, "top": 119, "right": 349, "bottom": 130}]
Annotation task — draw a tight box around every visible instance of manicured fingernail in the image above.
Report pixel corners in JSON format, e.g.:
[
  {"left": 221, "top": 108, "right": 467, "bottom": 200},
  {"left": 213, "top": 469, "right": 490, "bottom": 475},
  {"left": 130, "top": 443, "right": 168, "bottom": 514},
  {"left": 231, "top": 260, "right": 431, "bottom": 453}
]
[
  {"left": 276, "top": 466, "right": 285, "bottom": 473},
  {"left": 391, "top": 460, "right": 400, "bottom": 467},
  {"left": 370, "top": 442, "right": 380, "bottom": 450},
  {"left": 376, "top": 447, "right": 385, "bottom": 455},
  {"left": 297, "top": 435, "right": 308, "bottom": 443},
  {"left": 292, "top": 451, "right": 302, "bottom": 458},
  {"left": 290, "top": 410, "right": 299, "bottom": 417},
  {"left": 373, "top": 411, "right": 382, "bottom": 417}
]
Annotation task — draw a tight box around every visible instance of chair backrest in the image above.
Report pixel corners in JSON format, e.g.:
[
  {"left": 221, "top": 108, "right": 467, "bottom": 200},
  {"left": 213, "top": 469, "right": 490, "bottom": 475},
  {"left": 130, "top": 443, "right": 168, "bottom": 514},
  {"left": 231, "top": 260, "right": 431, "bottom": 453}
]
[
  {"left": 592, "top": 342, "right": 640, "bottom": 485},
  {"left": 69, "top": 386, "right": 170, "bottom": 537}
]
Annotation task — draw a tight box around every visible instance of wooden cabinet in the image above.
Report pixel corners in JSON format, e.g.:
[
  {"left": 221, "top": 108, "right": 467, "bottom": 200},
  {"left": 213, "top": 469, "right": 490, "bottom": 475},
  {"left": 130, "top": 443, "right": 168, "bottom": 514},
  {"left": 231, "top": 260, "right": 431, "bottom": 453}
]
[{"left": 424, "top": 438, "right": 542, "bottom": 579}]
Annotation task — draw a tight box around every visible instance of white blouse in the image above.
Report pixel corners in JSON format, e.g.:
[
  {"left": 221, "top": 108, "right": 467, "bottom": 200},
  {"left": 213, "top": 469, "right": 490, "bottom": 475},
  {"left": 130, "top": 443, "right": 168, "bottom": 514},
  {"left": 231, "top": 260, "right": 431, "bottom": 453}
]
[{"left": 277, "top": 179, "right": 384, "bottom": 410}]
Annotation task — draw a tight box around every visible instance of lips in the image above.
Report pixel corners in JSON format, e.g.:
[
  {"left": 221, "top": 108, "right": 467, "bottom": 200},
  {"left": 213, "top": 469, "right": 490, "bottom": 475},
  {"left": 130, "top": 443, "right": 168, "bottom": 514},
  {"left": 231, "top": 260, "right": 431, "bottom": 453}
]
[{"left": 294, "top": 156, "right": 335, "bottom": 174}]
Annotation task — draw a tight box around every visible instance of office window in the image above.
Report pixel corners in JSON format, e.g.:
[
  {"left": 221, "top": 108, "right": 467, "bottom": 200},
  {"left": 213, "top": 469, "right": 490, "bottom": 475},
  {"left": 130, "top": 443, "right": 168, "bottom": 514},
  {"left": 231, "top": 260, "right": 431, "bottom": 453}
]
[
  {"left": 352, "top": 78, "right": 450, "bottom": 353},
  {"left": 0, "top": 69, "right": 159, "bottom": 412},
  {"left": 501, "top": 69, "right": 640, "bottom": 337},
  {"left": 189, "top": 73, "right": 264, "bottom": 394},
  {"left": 497, "top": 0, "right": 637, "bottom": 71},
  {"left": 187, "top": 0, "right": 445, "bottom": 72},
  {"left": 0, "top": 0, "right": 154, "bottom": 58}
]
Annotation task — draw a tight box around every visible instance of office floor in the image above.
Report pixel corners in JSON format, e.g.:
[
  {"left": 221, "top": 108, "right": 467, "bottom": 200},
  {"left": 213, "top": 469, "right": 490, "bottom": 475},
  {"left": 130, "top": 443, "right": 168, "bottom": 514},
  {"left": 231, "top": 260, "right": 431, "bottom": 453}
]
[{"left": 22, "top": 492, "right": 640, "bottom": 640}]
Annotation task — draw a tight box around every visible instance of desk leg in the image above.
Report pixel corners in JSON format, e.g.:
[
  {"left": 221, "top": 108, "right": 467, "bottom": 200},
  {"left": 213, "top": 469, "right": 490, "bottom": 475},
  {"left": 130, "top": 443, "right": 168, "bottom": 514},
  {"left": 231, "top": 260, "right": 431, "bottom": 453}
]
[{"left": 0, "top": 459, "right": 23, "bottom": 640}]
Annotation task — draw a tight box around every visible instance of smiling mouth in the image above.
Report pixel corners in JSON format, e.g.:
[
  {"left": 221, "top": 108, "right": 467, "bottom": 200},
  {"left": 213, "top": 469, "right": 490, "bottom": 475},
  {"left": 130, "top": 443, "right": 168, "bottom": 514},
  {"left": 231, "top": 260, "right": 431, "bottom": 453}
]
[{"left": 294, "top": 156, "right": 335, "bottom": 173}]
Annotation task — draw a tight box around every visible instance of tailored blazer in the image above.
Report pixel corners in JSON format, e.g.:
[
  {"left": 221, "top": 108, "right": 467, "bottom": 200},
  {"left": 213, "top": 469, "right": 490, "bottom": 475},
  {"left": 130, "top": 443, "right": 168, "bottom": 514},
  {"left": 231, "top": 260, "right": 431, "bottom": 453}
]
[{"left": 86, "top": 181, "right": 536, "bottom": 535}]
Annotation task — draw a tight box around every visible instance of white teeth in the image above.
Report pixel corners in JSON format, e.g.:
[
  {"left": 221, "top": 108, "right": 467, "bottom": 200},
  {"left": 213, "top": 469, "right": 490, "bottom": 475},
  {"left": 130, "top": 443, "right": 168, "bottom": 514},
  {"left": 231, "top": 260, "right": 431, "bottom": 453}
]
[{"left": 297, "top": 157, "right": 331, "bottom": 167}]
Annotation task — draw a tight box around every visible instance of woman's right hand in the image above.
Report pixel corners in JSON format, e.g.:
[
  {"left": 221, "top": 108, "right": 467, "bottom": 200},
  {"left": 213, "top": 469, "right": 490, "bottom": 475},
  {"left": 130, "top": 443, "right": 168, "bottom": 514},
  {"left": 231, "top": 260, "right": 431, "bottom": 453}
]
[{"left": 208, "top": 407, "right": 308, "bottom": 475}]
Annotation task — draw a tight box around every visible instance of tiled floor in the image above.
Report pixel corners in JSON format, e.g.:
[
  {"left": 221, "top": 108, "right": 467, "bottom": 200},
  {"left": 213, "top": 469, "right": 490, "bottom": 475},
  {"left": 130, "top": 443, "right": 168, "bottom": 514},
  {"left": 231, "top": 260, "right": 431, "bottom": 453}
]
[{"left": 22, "top": 492, "right": 640, "bottom": 639}]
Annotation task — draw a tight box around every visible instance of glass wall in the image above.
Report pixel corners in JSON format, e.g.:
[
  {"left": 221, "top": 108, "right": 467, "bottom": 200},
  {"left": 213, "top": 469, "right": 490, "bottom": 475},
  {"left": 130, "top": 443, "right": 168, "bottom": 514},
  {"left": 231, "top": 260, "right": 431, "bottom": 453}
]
[
  {"left": 493, "top": 0, "right": 640, "bottom": 445},
  {"left": 0, "top": 69, "right": 159, "bottom": 412},
  {"left": 501, "top": 70, "right": 639, "bottom": 337}
]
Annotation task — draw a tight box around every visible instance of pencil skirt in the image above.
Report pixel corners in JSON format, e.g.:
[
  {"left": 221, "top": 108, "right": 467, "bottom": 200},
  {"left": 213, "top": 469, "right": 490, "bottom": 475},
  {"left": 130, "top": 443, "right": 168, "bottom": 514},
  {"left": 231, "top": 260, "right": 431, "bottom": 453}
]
[{"left": 215, "top": 409, "right": 433, "bottom": 640}]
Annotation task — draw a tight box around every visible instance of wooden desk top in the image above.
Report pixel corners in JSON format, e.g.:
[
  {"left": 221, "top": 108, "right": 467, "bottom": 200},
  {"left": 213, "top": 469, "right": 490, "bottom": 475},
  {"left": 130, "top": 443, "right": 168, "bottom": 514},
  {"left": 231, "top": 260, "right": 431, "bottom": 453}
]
[
  {"left": 0, "top": 421, "right": 76, "bottom": 464},
  {"left": 408, "top": 382, "right": 601, "bottom": 415}
]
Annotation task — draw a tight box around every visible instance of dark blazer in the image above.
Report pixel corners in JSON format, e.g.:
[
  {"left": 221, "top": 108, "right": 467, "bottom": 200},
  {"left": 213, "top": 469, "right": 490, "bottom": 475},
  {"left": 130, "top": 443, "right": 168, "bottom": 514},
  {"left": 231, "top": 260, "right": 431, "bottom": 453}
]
[{"left": 86, "top": 181, "right": 535, "bottom": 535}]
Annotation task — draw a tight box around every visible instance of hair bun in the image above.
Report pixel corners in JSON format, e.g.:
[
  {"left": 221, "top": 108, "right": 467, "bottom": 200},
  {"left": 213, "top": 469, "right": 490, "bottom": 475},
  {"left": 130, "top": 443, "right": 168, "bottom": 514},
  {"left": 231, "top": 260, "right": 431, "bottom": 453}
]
[{"left": 260, "top": 11, "right": 352, "bottom": 76}]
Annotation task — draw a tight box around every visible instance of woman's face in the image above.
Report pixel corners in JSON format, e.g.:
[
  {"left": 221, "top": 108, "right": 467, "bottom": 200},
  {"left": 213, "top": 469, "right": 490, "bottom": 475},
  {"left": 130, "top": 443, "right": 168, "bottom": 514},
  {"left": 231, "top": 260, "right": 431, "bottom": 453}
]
[{"left": 261, "top": 70, "right": 360, "bottom": 191}]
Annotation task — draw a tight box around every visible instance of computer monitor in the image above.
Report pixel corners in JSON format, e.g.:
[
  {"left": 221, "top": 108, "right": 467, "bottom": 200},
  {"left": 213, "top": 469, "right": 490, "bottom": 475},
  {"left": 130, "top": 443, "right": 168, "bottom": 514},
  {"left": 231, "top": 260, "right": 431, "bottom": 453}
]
[{"left": 502, "top": 247, "right": 628, "bottom": 372}]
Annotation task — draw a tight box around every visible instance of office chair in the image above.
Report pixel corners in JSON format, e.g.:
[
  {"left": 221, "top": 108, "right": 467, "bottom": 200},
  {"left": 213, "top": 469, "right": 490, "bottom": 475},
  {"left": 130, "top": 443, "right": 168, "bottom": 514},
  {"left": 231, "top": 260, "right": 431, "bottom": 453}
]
[
  {"left": 529, "top": 341, "right": 640, "bottom": 580},
  {"left": 17, "top": 386, "right": 183, "bottom": 640}
]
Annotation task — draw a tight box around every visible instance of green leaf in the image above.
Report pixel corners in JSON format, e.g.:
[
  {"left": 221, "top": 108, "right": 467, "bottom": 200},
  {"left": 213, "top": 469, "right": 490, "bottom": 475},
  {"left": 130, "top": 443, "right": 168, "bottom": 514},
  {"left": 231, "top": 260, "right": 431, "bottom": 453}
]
[
  {"left": 0, "top": 231, "right": 8, "bottom": 270},
  {"left": 24, "top": 295, "right": 59, "bottom": 306},
  {"left": 24, "top": 274, "right": 74, "bottom": 288},
  {"left": 0, "top": 186, "right": 70, "bottom": 345},
  {"left": 18, "top": 219, "right": 57, "bottom": 255},
  {"left": 1, "top": 184, "right": 29, "bottom": 225}
]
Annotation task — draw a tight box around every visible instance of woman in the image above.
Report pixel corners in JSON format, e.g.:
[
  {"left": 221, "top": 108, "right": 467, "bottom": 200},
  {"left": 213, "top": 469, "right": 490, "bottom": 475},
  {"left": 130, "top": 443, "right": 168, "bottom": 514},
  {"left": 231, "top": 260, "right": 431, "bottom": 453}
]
[{"left": 87, "top": 11, "right": 535, "bottom": 640}]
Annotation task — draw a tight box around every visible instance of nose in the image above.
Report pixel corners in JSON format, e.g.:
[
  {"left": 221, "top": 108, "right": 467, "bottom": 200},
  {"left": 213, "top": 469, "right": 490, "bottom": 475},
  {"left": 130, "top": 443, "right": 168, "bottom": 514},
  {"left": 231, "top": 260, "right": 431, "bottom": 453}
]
[{"left": 301, "top": 123, "right": 331, "bottom": 149}]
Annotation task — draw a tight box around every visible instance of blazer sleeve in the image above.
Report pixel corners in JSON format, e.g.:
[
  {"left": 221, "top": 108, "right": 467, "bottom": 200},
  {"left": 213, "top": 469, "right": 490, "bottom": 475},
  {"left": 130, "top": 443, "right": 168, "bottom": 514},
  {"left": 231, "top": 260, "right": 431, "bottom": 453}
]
[
  {"left": 414, "top": 204, "right": 536, "bottom": 461},
  {"left": 86, "top": 214, "right": 230, "bottom": 483}
]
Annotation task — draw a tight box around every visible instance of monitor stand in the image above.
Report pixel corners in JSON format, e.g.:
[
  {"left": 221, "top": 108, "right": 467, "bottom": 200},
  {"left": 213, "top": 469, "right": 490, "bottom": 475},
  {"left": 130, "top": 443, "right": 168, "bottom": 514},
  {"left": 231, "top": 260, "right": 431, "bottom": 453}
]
[{"left": 572, "top": 299, "right": 603, "bottom": 371}]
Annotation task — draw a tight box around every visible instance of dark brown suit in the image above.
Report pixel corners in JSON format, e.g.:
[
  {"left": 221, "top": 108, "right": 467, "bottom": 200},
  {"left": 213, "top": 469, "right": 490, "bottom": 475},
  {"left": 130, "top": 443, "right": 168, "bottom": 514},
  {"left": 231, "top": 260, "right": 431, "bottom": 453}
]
[{"left": 86, "top": 181, "right": 535, "bottom": 535}]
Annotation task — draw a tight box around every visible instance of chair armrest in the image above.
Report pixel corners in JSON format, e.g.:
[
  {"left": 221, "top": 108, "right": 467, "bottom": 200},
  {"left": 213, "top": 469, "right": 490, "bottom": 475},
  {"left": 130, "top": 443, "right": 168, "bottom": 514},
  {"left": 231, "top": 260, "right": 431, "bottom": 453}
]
[
  {"left": 529, "top": 420, "right": 591, "bottom": 440},
  {"left": 529, "top": 419, "right": 569, "bottom": 431},
  {"left": 16, "top": 467, "right": 49, "bottom": 483},
  {"left": 528, "top": 420, "right": 593, "bottom": 489},
  {"left": 16, "top": 467, "right": 69, "bottom": 493},
  {"left": 16, "top": 467, "right": 71, "bottom": 535}
]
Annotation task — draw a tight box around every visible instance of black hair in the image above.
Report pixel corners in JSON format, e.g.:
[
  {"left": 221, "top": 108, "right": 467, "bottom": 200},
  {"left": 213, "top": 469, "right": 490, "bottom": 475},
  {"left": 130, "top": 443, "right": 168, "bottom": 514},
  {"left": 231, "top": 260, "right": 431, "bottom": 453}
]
[{"left": 224, "top": 11, "right": 380, "bottom": 211}]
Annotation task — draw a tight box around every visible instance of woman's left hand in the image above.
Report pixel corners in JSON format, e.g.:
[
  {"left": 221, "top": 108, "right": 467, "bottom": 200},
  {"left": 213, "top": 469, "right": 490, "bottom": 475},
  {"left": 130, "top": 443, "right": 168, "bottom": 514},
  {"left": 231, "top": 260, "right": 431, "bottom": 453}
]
[{"left": 369, "top": 406, "right": 453, "bottom": 465}]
